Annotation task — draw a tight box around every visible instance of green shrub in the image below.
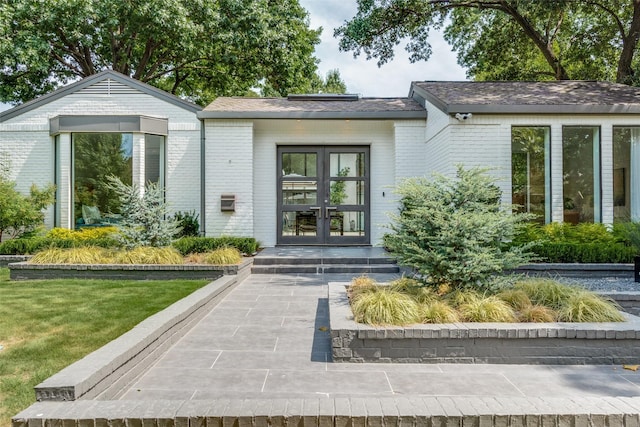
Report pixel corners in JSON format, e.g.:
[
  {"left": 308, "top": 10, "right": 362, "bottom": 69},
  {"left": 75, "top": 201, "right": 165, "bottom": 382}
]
[
  {"left": 203, "top": 247, "right": 242, "bottom": 265},
  {"left": 351, "top": 288, "right": 421, "bottom": 326},
  {"left": 173, "top": 236, "right": 260, "bottom": 255},
  {"left": 107, "top": 176, "right": 180, "bottom": 248},
  {"left": 172, "top": 210, "right": 200, "bottom": 237},
  {"left": 557, "top": 292, "right": 625, "bottom": 322},
  {"left": 45, "top": 227, "right": 119, "bottom": 241},
  {"left": 458, "top": 295, "right": 516, "bottom": 322},
  {"left": 0, "top": 175, "right": 55, "bottom": 240},
  {"left": 420, "top": 301, "right": 459, "bottom": 323},
  {"left": 531, "top": 242, "right": 635, "bottom": 263},
  {"left": 385, "top": 165, "right": 534, "bottom": 293}
]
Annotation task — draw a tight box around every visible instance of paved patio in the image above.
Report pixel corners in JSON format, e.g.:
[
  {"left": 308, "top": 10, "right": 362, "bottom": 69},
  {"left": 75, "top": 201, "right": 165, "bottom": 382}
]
[{"left": 117, "top": 273, "right": 640, "bottom": 401}]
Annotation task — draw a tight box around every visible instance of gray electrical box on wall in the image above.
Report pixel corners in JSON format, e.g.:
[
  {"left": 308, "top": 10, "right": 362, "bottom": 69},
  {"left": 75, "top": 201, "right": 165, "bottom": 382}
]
[{"left": 221, "top": 194, "right": 236, "bottom": 212}]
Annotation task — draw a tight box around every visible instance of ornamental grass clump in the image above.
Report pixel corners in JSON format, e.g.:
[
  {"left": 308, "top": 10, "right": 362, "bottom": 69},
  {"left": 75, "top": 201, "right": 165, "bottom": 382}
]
[
  {"left": 420, "top": 301, "right": 459, "bottom": 323},
  {"left": 390, "top": 277, "right": 437, "bottom": 304},
  {"left": 385, "top": 165, "right": 534, "bottom": 293},
  {"left": 30, "top": 247, "right": 110, "bottom": 264},
  {"left": 518, "top": 305, "right": 556, "bottom": 323},
  {"left": 514, "top": 278, "right": 577, "bottom": 309},
  {"left": 351, "top": 288, "right": 421, "bottom": 326},
  {"left": 497, "top": 289, "right": 532, "bottom": 311},
  {"left": 203, "top": 247, "right": 242, "bottom": 265},
  {"left": 557, "top": 291, "right": 625, "bottom": 322},
  {"left": 112, "top": 246, "right": 184, "bottom": 265},
  {"left": 458, "top": 295, "right": 517, "bottom": 322}
]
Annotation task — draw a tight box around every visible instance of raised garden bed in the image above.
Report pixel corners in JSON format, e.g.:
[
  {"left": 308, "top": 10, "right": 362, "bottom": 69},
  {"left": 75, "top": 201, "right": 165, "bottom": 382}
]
[
  {"left": 329, "top": 282, "right": 640, "bottom": 364},
  {"left": 8, "top": 258, "right": 253, "bottom": 281}
]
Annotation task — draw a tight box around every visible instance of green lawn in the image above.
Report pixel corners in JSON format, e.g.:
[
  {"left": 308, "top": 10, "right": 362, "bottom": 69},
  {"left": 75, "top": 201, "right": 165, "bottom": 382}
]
[{"left": 0, "top": 268, "right": 209, "bottom": 427}]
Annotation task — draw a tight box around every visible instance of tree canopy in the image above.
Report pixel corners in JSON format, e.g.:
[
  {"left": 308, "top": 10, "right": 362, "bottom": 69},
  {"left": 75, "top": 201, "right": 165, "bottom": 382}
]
[
  {"left": 335, "top": 0, "right": 640, "bottom": 85},
  {"left": 0, "top": 0, "right": 341, "bottom": 105}
]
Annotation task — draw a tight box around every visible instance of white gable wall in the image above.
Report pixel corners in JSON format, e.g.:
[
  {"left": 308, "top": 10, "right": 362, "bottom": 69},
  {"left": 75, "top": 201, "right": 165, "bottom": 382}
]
[{"left": 0, "top": 79, "right": 201, "bottom": 229}]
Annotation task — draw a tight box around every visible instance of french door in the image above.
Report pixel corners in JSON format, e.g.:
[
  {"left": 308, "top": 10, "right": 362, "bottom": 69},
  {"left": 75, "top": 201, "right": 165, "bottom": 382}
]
[{"left": 277, "top": 146, "right": 370, "bottom": 245}]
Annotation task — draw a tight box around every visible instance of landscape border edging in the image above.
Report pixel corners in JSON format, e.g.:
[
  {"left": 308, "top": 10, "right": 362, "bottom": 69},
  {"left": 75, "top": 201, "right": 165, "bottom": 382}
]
[
  {"left": 34, "top": 273, "right": 243, "bottom": 402},
  {"left": 329, "top": 282, "right": 640, "bottom": 364}
]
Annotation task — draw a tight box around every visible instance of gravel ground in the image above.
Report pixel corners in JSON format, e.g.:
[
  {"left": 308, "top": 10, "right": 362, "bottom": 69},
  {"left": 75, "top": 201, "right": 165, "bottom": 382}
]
[{"left": 555, "top": 276, "right": 640, "bottom": 293}]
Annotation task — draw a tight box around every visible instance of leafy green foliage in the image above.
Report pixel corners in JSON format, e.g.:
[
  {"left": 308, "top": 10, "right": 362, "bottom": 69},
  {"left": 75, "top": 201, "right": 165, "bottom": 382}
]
[
  {"left": 385, "top": 166, "right": 533, "bottom": 292},
  {"left": 107, "top": 176, "right": 180, "bottom": 249},
  {"left": 512, "top": 222, "right": 637, "bottom": 263},
  {"left": 171, "top": 210, "right": 200, "bottom": 238},
  {"left": 45, "top": 227, "right": 119, "bottom": 241},
  {"left": 172, "top": 236, "right": 260, "bottom": 256},
  {"left": 0, "top": 0, "right": 328, "bottom": 105},
  {"left": 336, "top": 1, "right": 640, "bottom": 85},
  {"left": 0, "top": 176, "right": 55, "bottom": 240}
]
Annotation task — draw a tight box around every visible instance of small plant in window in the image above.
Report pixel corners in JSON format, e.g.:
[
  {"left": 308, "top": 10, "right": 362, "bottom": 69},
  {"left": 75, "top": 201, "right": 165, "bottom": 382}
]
[{"left": 330, "top": 167, "right": 350, "bottom": 205}]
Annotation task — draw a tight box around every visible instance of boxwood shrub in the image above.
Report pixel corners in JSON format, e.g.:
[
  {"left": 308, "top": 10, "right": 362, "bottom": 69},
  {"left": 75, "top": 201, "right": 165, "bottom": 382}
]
[{"left": 172, "top": 236, "right": 260, "bottom": 256}]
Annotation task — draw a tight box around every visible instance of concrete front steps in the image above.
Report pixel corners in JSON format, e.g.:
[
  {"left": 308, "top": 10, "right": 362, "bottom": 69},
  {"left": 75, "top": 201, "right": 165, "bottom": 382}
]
[{"left": 251, "top": 246, "right": 400, "bottom": 274}]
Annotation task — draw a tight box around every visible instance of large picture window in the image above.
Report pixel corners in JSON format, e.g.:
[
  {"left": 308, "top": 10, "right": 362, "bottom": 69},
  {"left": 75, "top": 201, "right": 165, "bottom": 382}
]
[
  {"left": 72, "top": 133, "right": 164, "bottom": 228},
  {"left": 562, "top": 126, "right": 601, "bottom": 223},
  {"left": 613, "top": 127, "right": 640, "bottom": 222},
  {"left": 511, "top": 126, "right": 550, "bottom": 223}
]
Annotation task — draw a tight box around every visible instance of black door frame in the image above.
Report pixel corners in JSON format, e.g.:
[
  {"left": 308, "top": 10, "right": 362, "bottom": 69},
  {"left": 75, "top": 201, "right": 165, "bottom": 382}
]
[{"left": 276, "top": 145, "right": 370, "bottom": 245}]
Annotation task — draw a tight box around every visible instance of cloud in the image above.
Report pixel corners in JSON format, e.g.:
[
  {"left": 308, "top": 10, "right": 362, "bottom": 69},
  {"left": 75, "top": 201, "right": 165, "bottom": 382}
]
[{"left": 300, "top": 0, "right": 468, "bottom": 97}]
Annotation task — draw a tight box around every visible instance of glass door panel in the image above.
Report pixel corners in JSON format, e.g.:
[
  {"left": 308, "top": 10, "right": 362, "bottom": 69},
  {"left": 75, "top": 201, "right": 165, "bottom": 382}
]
[{"left": 277, "top": 146, "right": 369, "bottom": 245}]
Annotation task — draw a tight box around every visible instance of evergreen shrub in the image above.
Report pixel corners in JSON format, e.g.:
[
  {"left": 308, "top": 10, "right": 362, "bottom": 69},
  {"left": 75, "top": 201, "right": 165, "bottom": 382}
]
[
  {"left": 173, "top": 236, "right": 260, "bottom": 255},
  {"left": 385, "top": 165, "right": 533, "bottom": 292}
]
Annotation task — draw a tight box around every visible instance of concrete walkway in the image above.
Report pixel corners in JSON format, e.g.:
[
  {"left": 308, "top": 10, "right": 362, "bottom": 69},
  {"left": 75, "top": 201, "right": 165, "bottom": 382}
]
[{"left": 118, "top": 273, "right": 640, "bottom": 401}]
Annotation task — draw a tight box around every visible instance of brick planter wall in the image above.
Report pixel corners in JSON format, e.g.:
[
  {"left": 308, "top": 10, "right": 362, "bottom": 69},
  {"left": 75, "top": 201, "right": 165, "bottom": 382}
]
[
  {"left": 8, "top": 258, "right": 253, "bottom": 281},
  {"left": 329, "top": 283, "right": 640, "bottom": 364}
]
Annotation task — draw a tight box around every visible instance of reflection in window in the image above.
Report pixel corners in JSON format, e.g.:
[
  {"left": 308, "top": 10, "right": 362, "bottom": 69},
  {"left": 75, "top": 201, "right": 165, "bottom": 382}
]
[
  {"left": 73, "top": 133, "right": 133, "bottom": 226},
  {"left": 330, "top": 153, "right": 365, "bottom": 177},
  {"left": 511, "top": 127, "right": 550, "bottom": 223},
  {"left": 613, "top": 127, "right": 640, "bottom": 222},
  {"left": 145, "top": 134, "right": 165, "bottom": 186},
  {"left": 562, "top": 127, "right": 600, "bottom": 223},
  {"left": 72, "top": 133, "right": 165, "bottom": 228},
  {"left": 282, "top": 153, "right": 316, "bottom": 177},
  {"left": 282, "top": 180, "right": 317, "bottom": 205}
]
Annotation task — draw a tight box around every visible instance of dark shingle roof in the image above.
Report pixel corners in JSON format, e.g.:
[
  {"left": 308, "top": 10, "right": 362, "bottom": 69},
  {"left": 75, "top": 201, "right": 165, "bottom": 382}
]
[
  {"left": 411, "top": 81, "right": 640, "bottom": 114},
  {"left": 198, "top": 96, "right": 426, "bottom": 120}
]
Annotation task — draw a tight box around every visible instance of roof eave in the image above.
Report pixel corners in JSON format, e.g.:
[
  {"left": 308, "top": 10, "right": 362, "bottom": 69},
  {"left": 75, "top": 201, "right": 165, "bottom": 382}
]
[
  {"left": 197, "top": 111, "right": 427, "bottom": 120},
  {"left": 0, "top": 70, "right": 202, "bottom": 123},
  {"left": 446, "top": 104, "right": 640, "bottom": 114}
]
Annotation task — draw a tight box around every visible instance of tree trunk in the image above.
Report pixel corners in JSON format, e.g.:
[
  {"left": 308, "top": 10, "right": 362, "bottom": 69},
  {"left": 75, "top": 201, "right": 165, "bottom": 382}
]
[{"left": 617, "top": 0, "right": 640, "bottom": 84}]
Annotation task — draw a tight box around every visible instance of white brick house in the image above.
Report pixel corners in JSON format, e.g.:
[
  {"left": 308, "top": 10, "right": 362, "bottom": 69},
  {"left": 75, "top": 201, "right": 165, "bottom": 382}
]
[{"left": 3, "top": 72, "right": 640, "bottom": 246}]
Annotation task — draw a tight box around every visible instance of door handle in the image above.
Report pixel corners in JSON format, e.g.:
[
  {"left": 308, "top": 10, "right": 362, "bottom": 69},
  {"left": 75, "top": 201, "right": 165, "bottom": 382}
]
[
  {"left": 325, "top": 206, "right": 337, "bottom": 218},
  {"left": 309, "top": 206, "right": 321, "bottom": 217}
]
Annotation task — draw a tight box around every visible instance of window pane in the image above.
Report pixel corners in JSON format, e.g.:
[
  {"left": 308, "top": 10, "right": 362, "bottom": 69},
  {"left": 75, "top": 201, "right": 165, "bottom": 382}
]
[
  {"left": 282, "top": 180, "right": 317, "bottom": 205},
  {"left": 330, "top": 153, "right": 365, "bottom": 177},
  {"left": 73, "top": 133, "right": 132, "bottom": 227},
  {"left": 511, "top": 127, "right": 549, "bottom": 223},
  {"left": 330, "top": 211, "right": 364, "bottom": 236},
  {"left": 330, "top": 180, "right": 365, "bottom": 205},
  {"left": 282, "top": 211, "right": 317, "bottom": 236},
  {"left": 612, "top": 127, "right": 640, "bottom": 222},
  {"left": 282, "top": 153, "right": 316, "bottom": 177},
  {"left": 562, "top": 127, "right": 600, "bottom": 223},
  {"left": 145, "top": 134, "right": 164, "bottom": 185}
]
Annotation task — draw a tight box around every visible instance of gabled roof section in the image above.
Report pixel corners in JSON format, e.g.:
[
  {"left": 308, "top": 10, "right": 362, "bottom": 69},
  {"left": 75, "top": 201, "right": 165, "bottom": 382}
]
[
  {"left": 0, "top": 70, "right": 201, "bottom": 122},
  {"left": 410, "top": 80, "right": 640, "bottom": 114},
  {"left": 198, "top": 96, "right": 426, "bottom": 120}
]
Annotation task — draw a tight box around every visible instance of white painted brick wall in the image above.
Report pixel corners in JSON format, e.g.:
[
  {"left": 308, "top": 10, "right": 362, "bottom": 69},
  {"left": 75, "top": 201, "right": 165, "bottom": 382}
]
[
  {"left": 0, "top": 89, "right": 201, "bottom": 230},
  {"left": 250, "top": 120, "right": 396, "bottom": 247},
  {"left": 424, "top": 107, "right": 638, "bottom": 224},
  {"left": 204, "top": 120, "right": 254, "bottom": 238}
]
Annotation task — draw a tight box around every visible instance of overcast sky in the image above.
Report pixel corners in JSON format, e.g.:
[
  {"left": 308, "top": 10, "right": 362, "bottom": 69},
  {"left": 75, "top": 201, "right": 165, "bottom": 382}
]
[{"left": 299, "top": 0, "right": 468, "bottom": 97}]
